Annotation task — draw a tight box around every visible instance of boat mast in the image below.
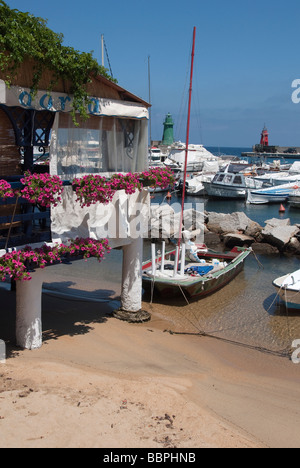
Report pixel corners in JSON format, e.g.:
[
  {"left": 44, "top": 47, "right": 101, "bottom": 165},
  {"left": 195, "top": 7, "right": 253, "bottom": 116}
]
[
  {"left": 177, "top": 27, "right": 196, "bottom": 258},
  {"left": 101, "top": 34, "right": 104, "bottom": 67},
  {"left": 148, "top": 55, "right": 152, "bottom": 147}
]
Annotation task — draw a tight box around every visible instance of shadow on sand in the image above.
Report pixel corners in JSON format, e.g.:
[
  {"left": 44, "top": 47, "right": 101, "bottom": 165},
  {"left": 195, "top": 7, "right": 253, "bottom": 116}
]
[{"left": 0, "top": 282, "right": 120, "bottom": 360}]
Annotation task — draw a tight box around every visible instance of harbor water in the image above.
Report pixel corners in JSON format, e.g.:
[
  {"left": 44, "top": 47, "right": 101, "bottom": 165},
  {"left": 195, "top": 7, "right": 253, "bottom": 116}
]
[{"left": 40, "top": 146, "right": 300, "bottom": 358}]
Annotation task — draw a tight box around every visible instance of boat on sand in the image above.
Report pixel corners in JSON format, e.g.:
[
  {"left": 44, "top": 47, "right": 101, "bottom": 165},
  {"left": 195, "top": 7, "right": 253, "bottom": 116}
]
[
  {"left": 142, "top": 244, "right": 252, "bottom": 300},
  {"left": 143, "top": 27, "right": 251, "bottom": 303}
]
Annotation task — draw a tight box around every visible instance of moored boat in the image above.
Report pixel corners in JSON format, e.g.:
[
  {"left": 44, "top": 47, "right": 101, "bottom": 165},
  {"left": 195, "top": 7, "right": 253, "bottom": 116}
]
[
  {"left": 143, "top": 28, "right": 251, "bottom": 303},
  {"left": 166, "top": 142, "right": 218, "bottom": 173},
  {"left": 247, "top": 181, "right": 300, "bottom": 204},
  {"left": 273, "top": 269, "right": 300, "bottom": 310},
  {"left": 203, "top": 169, "right": 263, "bottom": 199},
  {"left": 288, "top": 189, "right": 300, "bottom": 208},
  {"left": 142, "top": 245, "right": 252, "bottom": 300}
]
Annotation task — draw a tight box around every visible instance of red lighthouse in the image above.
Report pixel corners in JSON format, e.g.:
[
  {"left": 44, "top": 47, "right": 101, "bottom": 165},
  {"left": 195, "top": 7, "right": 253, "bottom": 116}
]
[{"left": 260, "top": 125, "right": 269, "bottom": 146}]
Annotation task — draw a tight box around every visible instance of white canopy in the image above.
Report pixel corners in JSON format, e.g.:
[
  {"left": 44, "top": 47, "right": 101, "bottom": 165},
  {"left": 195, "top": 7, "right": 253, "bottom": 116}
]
[{"left": 0, "top": 80, "right": 149, "bottom": 120}]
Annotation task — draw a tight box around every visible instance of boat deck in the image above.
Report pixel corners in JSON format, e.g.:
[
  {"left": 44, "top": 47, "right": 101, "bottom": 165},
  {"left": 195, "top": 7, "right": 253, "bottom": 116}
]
[{"left": 143, "top": 257, "right": 228, "bottom": 281}]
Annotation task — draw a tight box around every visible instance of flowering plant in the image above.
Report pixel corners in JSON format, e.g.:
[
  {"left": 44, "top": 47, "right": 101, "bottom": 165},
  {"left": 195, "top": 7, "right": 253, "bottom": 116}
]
[
  {"left": 0, "top": 179, "right": 15, "bottom": 199},
  {"left": 72, "top": 175, "right": 115, "bottom": 208},
  {"left": 0, "top": 237, "right": 111, "bottom": 282},
  {"left": 140, "top": 167, "right": 176, "bottom": 190},
  {"left": 0, "top": 167, "right": 175, "bottom": 208},
  {"left": 72, "top": 168, "right": 175, "bottom": 207},
  {"left": 19, "top": 171, "right": 64, "bottom": 207},
  {"left": 109, "top": 173, "right": 142, "bottom": 194}
]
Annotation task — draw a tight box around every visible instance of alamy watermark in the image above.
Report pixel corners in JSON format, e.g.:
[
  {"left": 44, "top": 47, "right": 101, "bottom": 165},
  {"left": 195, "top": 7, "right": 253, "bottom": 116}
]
[
  {"left": 291, "top": 79, "right": 300, "bottom": 103},
  {"left": 291, "top": 339, "right": 300, "bottom": 364},
  {"left": 92, "top": 201, "right": 205, "bottom": 243},
  {"left": 0, "top": 339, "right": 6, "bottom": 364}
]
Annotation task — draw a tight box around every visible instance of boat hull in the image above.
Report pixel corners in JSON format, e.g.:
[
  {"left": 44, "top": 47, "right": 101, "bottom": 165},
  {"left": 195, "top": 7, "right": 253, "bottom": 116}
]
[
  {"left": 247, "top": 182, "right": 298, "bottom": 204},
  {"left": 273, "top": 273, "right": 300, "bottom": 310},
  {"left": 203, "top": 182, "right": 246, "bottom": 199},
  {"left": 142, "top": 248, "right": 251, "bottom": 300},
  {"left": 289, "top": 195, "right": 300, "bottom": 208}
]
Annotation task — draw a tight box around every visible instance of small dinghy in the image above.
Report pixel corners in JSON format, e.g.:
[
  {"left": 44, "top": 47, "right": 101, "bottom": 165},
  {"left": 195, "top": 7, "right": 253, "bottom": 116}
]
[
  {"left": 273, "top": 269, "right": 300, "bottom": 310},
  {"left": 142, "top": 242, "right": 252, "bottom": 301}
]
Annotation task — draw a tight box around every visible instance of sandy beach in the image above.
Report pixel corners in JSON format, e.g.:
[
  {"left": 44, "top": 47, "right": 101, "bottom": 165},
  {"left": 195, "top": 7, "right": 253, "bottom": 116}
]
[{"left": 0, "top": 285, "right": 300, "bottom": 449}]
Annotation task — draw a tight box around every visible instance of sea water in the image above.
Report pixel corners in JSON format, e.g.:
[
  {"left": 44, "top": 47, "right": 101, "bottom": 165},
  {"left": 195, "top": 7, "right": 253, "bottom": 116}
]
[
  {"left": 41, "top": 147, "right": 300, "bottom": 357},
  {"left": 145, "top": 146, "right": 300, "bottom": 355}
]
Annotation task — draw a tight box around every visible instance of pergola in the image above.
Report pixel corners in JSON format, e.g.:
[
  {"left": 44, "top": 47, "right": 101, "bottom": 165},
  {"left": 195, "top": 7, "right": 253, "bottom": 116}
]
[{"left": 0, "top": 62, "right": 151, "bottom": 349}]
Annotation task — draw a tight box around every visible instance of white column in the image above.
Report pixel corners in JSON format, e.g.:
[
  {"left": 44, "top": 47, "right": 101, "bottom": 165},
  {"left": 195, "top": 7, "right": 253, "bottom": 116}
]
[
  {"left": 121, "top": 236, "right": 143, "bottom": 312},
  {"left": 15, "top": 270, "right": 44, "bottom": 349}
]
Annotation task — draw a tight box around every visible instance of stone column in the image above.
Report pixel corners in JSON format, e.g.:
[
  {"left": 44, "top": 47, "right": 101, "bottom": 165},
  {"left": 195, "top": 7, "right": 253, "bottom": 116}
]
[
  {"left": 113, "top": 236, "right": 151, "bottom": 323},
  {"left": 15, "top": 270, "right": 44, "bottom": 349}
]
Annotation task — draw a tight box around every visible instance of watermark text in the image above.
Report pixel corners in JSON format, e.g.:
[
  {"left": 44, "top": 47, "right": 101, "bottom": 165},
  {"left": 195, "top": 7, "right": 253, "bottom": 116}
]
[
  {"left": 291, "top": 339, "right": 300, "bottom": 364},
  {"left": 0, "top": 340, "right": 6, "bottom": 364}
]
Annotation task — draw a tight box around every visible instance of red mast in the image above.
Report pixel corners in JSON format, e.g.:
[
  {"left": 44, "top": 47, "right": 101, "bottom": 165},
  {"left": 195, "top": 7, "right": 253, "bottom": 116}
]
[
  {"left": 260, "top": 125, "right": 269, "bottom": 146},
  {"left": 177, "top": 27, "right": 196, "bottom": 256}
]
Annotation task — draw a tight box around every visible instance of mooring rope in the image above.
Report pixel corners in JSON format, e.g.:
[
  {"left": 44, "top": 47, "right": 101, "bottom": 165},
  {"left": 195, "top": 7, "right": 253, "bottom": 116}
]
[{"left": 164, "top": 329, "right": 291, "bottom": 358}]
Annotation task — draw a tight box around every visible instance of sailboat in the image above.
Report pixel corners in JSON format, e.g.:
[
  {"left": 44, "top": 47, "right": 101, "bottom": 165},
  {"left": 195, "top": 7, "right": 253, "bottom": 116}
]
[{"left": 142, "top": 27, "right": 251, "bottom": 301}]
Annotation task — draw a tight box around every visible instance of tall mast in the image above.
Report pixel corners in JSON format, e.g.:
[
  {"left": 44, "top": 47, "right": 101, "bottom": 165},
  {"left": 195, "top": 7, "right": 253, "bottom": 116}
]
[
  {"left": 177, "top": 27, "right": 196, "bottom": 255},
  {"left": 101, "top": 34, "right": 104, "bottom": 67},
  {"left": 148, "top": 55, "right": 152, "bottom": 146}
]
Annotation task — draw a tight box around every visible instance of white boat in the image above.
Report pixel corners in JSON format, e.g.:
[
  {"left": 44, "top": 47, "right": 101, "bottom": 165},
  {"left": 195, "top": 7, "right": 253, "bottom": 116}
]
[
  {"left": 289, "top": 189, "right": 300, "bottom": 208},
  {"left": 165, "top": 142, "right": 219, "bottom": 173},
  {"left": 273, "top": 269, "right": 300, "bottom": 310},
  {"left": 148, "top": 146, "right": 169, "bottom": 167},
  {"left": 185, "top": 160, "right": 220, "bottom": 196},
  {"left": 186, "top": 173, "right": 215, "bottom": 196},
  {"left": 253, "top": 161, "right": 300, "bottom": 186},
  {"left": 247, "top": 181, "right": 300, "bottom": 204},
  {"left": 203, "top": 164, "right": 263, "bottom": 199},
  {"left": 148, "top": 147, "right": 180, "bottom": 193}
]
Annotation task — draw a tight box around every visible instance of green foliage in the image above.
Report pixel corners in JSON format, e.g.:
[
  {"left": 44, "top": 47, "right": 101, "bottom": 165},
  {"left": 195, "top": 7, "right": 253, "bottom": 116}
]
[{"left": 0, "top": 1, "right": 117, "bottom": 123}]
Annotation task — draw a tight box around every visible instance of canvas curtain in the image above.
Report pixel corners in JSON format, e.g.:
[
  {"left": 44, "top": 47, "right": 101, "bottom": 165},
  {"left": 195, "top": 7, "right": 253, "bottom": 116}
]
[{"left": 50, "top": 113, "right": 148, "bottom": 179}]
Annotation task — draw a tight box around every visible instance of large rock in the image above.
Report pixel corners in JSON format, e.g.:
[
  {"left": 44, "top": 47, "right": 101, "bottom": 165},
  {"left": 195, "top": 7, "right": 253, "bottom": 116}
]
[
  {"left": 223, "top": 233, "right": 255, "bottom": 248},
  {"left": 251, "top": 243, "right": 280, "bottom": 255},
  {"left": 179, "top": 208, "right": 205, "bottom": 231},
  {"left": 244, "top": 220, "right": 263, "bottom": 238},
  {"left": 149, "top": 205, "right": 205, "bottom": 239},
  {"left": 206, "top": 212, "right": 227, "bottom": 233},
  {"left": 149, "top": 204, "right": 176, "bottom": 238},
  {"left": 204, "top": 231, "right": 223, "bottom": 249},
  {"left": 206, "top": 211, "right": 261, "bottom": 236},
  {"left": 261, "top": 222, "right": 299, "bottom": 250},
  {"left": 264, "top": 218, "right": 291, "bottom": 228},
  {"left": 286, "top": 237, "right": 300, "bottom": 255}
]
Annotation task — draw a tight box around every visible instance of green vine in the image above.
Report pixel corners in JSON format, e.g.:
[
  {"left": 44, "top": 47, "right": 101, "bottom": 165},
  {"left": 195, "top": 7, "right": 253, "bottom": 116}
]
[{"left": 0, "top": 1, "right": 117, "bottom": 124}]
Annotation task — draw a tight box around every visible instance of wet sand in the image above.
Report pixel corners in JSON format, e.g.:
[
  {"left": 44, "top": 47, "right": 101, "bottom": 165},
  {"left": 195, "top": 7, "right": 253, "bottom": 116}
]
[{"left": 0, "top": 286, "right": 300, "bottom": 448}]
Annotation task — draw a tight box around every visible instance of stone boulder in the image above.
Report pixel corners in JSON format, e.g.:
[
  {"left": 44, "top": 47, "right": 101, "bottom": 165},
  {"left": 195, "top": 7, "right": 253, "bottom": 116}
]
[
  {"left": 261, "top": 219, "right": 299, "bottom": 250},
  {"left": 222, "top": 233, "right": 255, "bottom": 248},
  {"left": 251, "top": 243, "right": 280, "bottom": 255},
  {"left": 204, "top": 231, "right": 223, "bottom": 249},
  {"left": 244, "top": 220, "right": 263, "bottom": 238},
  {"left": 206, "top": 211, "right": 262, "bottom": 236},
  {"left": 264, "top": 218, "right": 291, "bottom": 228},
  {"left": 149, "top": 205, "right": 205, "bottom": 239},
  {"left": 149, "top": 204, "right": 176, "bottom": 238},
  {"left": 285, "top": 237, "right": 300, "bottom": 255}
]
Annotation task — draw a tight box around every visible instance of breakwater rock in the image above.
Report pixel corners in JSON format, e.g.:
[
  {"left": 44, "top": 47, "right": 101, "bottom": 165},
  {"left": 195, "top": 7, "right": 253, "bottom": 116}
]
[
  {"left": 205, "top": 211, "right": 300, "bottom": 255},
  {"left": 148, "top": 205, "right": 300, "bottom": 256}
]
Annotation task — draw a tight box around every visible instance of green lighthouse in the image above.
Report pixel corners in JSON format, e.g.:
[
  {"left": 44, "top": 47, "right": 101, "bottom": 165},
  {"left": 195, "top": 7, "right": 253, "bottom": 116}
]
[{"left": 162, "top": 113, "right": 174, "bottom": 145}]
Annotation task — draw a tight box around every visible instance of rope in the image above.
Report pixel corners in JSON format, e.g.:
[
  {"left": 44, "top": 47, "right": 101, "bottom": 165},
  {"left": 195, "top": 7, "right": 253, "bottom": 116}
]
[
  {"left": 164, "top": 329, "right": 291, "bottom": 359},
  {"left": 251, "top": 250, "right": 264, "bottom": 269},
  {"left": 178, "top": 284, "right": 190, "bottom": 305},
  {"left": 103, "top": 37, "right": 113, "bottom": 78},
  {"left": 5, "top": 194, "right": 20, "bottom": 250}
]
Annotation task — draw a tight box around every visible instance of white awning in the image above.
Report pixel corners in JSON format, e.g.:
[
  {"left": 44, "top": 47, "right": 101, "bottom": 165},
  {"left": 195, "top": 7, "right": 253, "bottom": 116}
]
[{"left": 0, "top": 80, "right": 149, "bottom": 120}]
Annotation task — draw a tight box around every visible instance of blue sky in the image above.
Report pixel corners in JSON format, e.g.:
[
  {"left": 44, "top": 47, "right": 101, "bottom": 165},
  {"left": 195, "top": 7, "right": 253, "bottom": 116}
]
[{"left": 4, "top": 0, "right": 300, "bottom": 147}]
